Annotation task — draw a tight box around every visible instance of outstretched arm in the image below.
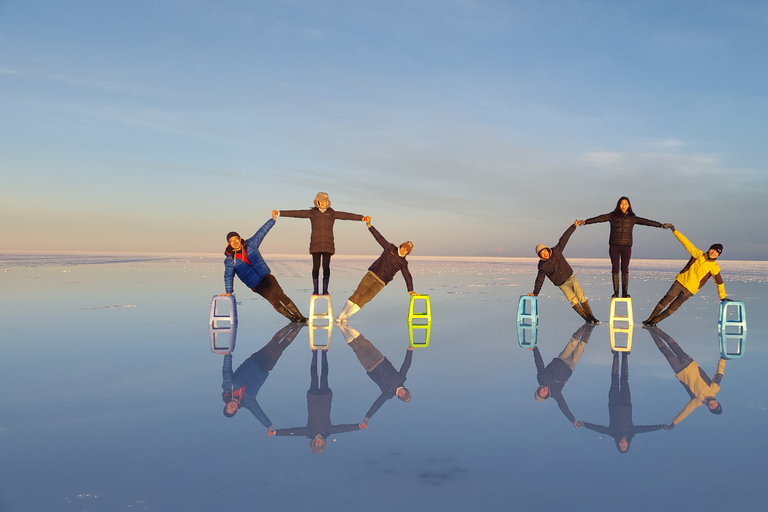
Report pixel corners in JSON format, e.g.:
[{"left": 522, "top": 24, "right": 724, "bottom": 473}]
[
  {"left": 552, "top": 223, "right": 578, "bottom": 252},
  {"left": 672, "top": 229, "right": 703, "bottom": 258}
]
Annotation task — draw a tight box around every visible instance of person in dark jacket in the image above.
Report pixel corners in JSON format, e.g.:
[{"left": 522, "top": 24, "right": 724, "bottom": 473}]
[
  {"left": 271, "top": 350, "right": 363, "bottom": 453},
  {"left": 528, "top": 222, "right": 599, "bottom": 323},
  {"left": 575, "top": 352, "right": 668, "bottom": 453},
  {"left": 335, "top": 220, "right": 418, "bottom": 322},
  {"left": 275, "top": 192, "right": 370, "bottom": 295},
  {"left": 533, "top": 324, "right": 594, "bottom": 425},
  {"left": 338, "top": 325, "right": 413, "bottom": 425},
  {"left": 576, "top": 196, "right": 671, "bottom": 298},
  {"left": 221, "top": 323, "right": 302, "bottom": 429},
  {"left": 221, "top": 212, "right": 306, "bottom": 322}
]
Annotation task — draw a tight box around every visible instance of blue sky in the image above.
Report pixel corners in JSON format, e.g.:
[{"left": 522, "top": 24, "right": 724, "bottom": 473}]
[{"left": 1, "top": 0, "right": 767, "bottom": 259}]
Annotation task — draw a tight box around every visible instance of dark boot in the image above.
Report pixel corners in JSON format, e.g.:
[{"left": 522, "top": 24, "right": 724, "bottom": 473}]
[
  {"left": 647, "top": 308, "right": 672, "bottom": 326},
  {"left": 622, "top": 273, "right": 630, "bottom": 298},
  {"left": 286, "top": 300, "right": 308, "bottom": 323},
  {"left": 612, "top": 274, "right": 620, "bottom": 298},
  {"left": 322, "top": 278, "right": 329, "bottom": 295},
  {"left": 643, "top": 303, "right": 665, "bottom": 325},
  {"left": 312, "top": 278, "right": 319, "bottom": 295},
  {"left": 582, "top": 300, "right": 600, "bottom": 324},
  {"left": 572, "top": 303, "right": 590, "bottom": 322}
]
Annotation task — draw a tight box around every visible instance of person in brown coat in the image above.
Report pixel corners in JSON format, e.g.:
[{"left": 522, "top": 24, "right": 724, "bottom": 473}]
[{"left": 275, "top": 192, "right": 369, "bottom": 295}]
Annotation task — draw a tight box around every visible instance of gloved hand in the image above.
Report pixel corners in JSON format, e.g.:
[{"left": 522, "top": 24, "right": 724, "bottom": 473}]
[
  {"left": 662, "top": 223, "right": 673, "bottom": 230},
  {"left": 721, "top": 297, "right": 734, "bottom": 302}
]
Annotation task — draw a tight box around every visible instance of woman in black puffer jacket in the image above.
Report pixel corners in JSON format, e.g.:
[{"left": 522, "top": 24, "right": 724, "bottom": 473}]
[{"left": 577, "top": 197, "right": 670, "bottom": 298}]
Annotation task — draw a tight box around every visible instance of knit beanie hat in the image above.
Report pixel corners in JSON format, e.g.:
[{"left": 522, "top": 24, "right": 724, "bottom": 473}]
[
  {"left": 226, "top": 232, "right": 240, "bottom": 242},
  {"left": 709, "top": 243, "right": 723, "bottom": 255},
  {"left": 401, "top": 241, "right": 414, "bottom": 254},
  {"left": 535, "top": 244, "right": 548, "bottom": 257}
]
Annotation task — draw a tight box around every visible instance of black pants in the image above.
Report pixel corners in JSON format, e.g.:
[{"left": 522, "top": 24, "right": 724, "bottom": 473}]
[
  {"left": 312, "top": 252, "right": 332, "bottom": 280},
  {"left": 252, "top": 274, "right": 298, "bottom": 320},
  {"left": 609, "top": 245, "right": 632, "bottom": 274}
]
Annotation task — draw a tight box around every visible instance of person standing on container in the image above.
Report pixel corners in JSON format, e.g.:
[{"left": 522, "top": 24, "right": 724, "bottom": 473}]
[
  {"left": 274, "top": 192, "right": 370, "bottom": 296},
  {"left": 576, "top": 196, "right": 671, "bottom": 298},
  {"left": 221, "top": 211, "right": 307, "bottom": 322}
]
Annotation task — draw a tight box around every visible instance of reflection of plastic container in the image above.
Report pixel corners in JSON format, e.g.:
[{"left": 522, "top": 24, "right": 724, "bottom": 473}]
[
  {"left": 409, "top": 322, "right": 431, "bottom": 348},
  {"left": 517, "top": 324, "right": 538, "bottom": 349},
  {"left": 719, "top": 331, "right": 746, "bottom": 359},
  {"left": 516, "top": 295, "right": 538, "bottom": 327},
  {"left": 610, "top": 324, "right": 633, "bottom": 353},
  {"left": 408, "top": 295, "right": 431, "bottom": 325},
  {"left": 309, "top": 295, "right": 333, "bottom": 326},
  {"left": 309, "top": 323, "right": 332, "bottom": 351},
  {"left": 209, "top": 295, "right": 238, "bottom": 354},
  {"left": 718, "top": 301, "right": 747, "bottom": 336}
]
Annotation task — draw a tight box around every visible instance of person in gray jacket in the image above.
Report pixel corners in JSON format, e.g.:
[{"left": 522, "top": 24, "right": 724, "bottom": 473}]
[{"left": 528, "top": 222, "right": 599, "bottom": 323}]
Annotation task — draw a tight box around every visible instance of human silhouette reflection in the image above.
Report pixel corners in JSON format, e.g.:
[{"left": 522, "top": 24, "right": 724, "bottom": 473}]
[
  {"left": 646, "top": 326, "right": 725, "bottom": 428},
  {"left": 338, "top": 324, "right": 413, "bottom": 426},
  {"left": 575, "top": 352, "right": 667, "bottom": 453},
  {"left": 220, "top": 323, "right": 303, "bottom": 430},
  {"left": 271, "top": 349, "right": 363, "bottom": 453},
  {"left": 533, "top": 323, "right": 594, "bottom": 425}
]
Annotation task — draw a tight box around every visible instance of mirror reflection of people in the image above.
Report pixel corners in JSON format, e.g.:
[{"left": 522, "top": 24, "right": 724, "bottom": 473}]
[
  {"left": 528, "top": 222, "right": 599, "bottom": 324},
  {"left": 220, "top": 323, "right": 303, "bottom": 430},
  {"left": 575, "top": 352, "right": 667, "bottom": 453},
  {"left": 338, "top": 325, "right": 413, "bottom": 426},
  {"left": 575, "top": 196, "right": 669, "bottom": 298},
  {"left": 221, "top": 212, "right": 307, "bottom": 322},
  {"left": 275, "top": 192, "right": 369, "bottom": 296},
  {"left": 643, "top": 228, "right": 727, "bottom": 326},
  {"left": 336, "top": 220, "right": 417, "bottom": 323},
  {"left": 270, "top": 349, "right": 363, "bottom": 454},
  {"left": 645, "top": 326, "right": 724, "bottom": 427},
  {"left": 533, "top": 324, "right": 594, "bottom": 424}
]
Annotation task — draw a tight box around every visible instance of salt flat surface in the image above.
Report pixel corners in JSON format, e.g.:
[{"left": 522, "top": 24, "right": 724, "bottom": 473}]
[{"left": 1, "top": 254, "right": 767, "bottom": 511}]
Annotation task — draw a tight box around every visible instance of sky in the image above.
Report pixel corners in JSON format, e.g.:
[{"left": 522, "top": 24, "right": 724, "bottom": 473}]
[{"left": 1, "top": 0, "right": 767, "bottom": 259}]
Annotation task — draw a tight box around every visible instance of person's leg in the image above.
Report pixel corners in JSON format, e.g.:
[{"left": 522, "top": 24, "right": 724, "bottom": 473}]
[
  {"left": 608, "top": 352, "right": 620, "bottom": 404},
  {"left": 309, "top": 350, "right": 320, "bottom": 392},
  {"left": 647, "top": 328, "right": 687, "bottom": 373},
  {"left": 644, "top": 281, "right": 682, "bottom": 324},
  {"left": 571, "top": 276, "right": 599, "bottom": 323},
  {"left": 311, "top": 253, "right": 321, "bottom": 294},
  {"left": 321, "top": 252, "right": 331, "bottom": 295},
  {"left": 348, "top": 272, "right": 385, "bottom": 308},
  {"left": 254, "top": 274, "right": 305, "bottom": 322},
  {"left": 320, "top": 350, "right": 330, "bottom": 392},
  {"left": 347, "top": 334, "right": 386, "bottom": 372},
  {"left": 251, "top": 323, "right": 300, "bottom": 371},
  {"left": 559, "top": 276, "right": 589, "bottom": 321},
  {"left": 609, "top": 246, "right": 621, "bottom": 297},
  {"left": 620, "top": 246, "right": 632, "bottom": 297},
  {"left": 619, "top": 353, "right": 631, "bottom": 404},
  {"left": 652, "top": 289, "right": 692, "bottom": 325}
]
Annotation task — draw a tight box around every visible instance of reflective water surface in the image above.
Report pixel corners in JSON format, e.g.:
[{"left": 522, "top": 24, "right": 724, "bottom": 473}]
[{"left": 2, "top": 254, "right": 767, "bottom": 511}]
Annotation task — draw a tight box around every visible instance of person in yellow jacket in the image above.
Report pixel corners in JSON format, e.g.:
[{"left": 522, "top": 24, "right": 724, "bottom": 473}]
[
  {"left": 646, "top": 326, "right": 723, "bottom": 426},
  {"left": 643, "top": 226, "right": 728, "bottom": 326}
]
